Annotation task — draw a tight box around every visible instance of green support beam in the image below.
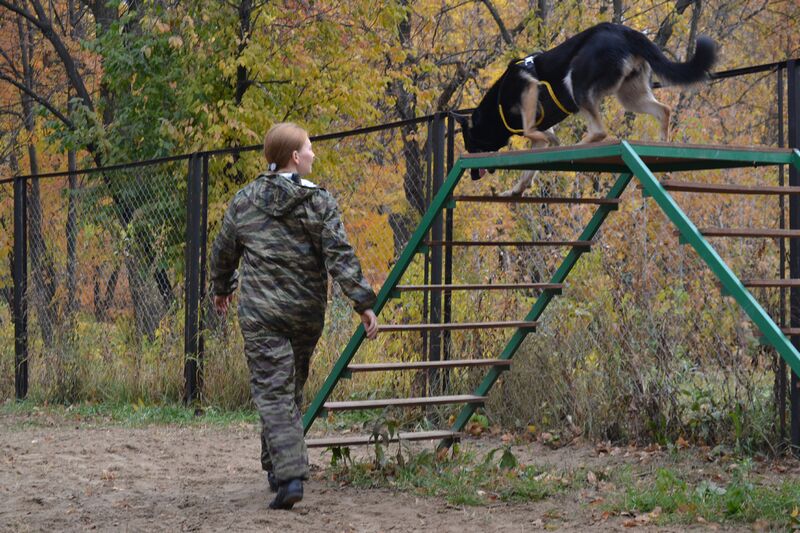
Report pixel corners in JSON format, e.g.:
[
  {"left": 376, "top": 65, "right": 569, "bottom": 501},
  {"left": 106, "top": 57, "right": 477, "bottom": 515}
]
[
  {"left": 303, "top": 160, "right": 469, "bottom": 433},
  {"left": 620, "top": 141, "right": 800, "bottom": 377}
]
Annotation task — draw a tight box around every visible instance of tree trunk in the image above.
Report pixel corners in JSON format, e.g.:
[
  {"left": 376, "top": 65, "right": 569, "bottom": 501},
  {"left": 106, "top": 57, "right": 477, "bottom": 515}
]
[
  {"left": 612, "top": 0, "right": 624, "bottom": 23},
  {"left": 18, "top": 15, "right": 59, "bottom": 347},
  {"left": 93, "top": 264, "right": 120, "bottom": 321},
  {"left": 387, "top": 0, "right": 425, "bottom": 257},
  {"left": 65, "top": 116, "right": 78, "bottom": 323}
]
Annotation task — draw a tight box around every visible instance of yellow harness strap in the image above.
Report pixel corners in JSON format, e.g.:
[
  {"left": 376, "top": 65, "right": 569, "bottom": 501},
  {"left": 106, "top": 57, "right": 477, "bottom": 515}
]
[
  {"left": 498, "top": 73, "right": 573, "bottom": 135},
  {"left": 539, "top": 79, "right": 572, "bottom": 115}
]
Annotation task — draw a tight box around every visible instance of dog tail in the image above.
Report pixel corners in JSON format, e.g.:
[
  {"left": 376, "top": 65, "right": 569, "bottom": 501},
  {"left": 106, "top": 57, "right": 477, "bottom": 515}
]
[{"left": 629, "top": 31, "right": 717, "bottom": 86}]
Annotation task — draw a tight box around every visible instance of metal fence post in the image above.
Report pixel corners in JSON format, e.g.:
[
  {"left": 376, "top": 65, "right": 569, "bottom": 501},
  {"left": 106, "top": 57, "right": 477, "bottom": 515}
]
[
  {"left": 443, "top": 114, "right": 455, "bottom": 392},
  {"left": 787, "top": 59, "right": 800, "bottom": 453},
  {"left": 184, "top": 154, "right": 202, "bottom": 404},
  {"left": 197, "top": 155, "right": 210, "bottom": 392},
  {"left": 777, "top": 66, "right": 788, "bottom": 445},
  {"left": 13, "top": 174, "right": 28, "bottom": 400},
  {"left": 428, "top": 113, "right": 445, "bottom": 395}
]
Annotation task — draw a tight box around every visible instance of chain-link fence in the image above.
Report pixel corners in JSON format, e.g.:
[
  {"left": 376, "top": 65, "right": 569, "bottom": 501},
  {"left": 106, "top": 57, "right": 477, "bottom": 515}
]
[
  {"left": 3, "top": 60, "right": 799, "bottom": 450},
  {"left": 2, "top": 159, "right": 190, "bottom": 402},
  {"left": 0, "top": 180, "right": 13, "bottom": 400}
]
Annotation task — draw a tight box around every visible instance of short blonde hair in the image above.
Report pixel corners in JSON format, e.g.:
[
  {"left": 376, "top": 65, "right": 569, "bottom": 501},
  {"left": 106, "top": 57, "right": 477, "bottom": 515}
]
[{"left": 263, "top": 122, "right": 308, "bottom": 170}]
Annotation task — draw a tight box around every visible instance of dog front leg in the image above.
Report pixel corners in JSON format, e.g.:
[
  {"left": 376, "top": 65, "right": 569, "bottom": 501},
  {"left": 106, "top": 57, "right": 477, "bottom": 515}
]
[{"left": 520, "top": 83, "right": 550, "bottom": 146}]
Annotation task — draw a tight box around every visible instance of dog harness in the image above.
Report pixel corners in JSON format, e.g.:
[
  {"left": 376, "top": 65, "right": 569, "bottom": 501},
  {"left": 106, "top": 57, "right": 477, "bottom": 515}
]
[{"left": 497, "top": 54, "right": 575, "bottom": 135}]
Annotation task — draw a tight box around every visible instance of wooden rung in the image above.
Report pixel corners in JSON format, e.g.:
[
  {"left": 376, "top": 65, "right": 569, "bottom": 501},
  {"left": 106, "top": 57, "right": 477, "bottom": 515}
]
[
  {"left": 378, "top": 320, "right": 538, "bottom": 332},
  {"left": 661, "top": 180, "right": 800, "bottom": 195},
  {"left": 323, "top": 394, "right": 486, "bottom": 411},
  {"left": 452, "top": 195, "right": 620, "bottom": 206},
  {"left": 682, "top": 228, "right": 800, "bottom": 238},
  {"left": 424, "top": 240, "right": 593, "bottom": 247},
  {"left": 347, "top": 359, "right": 512, "bottom": 372},
  {"left": 740, "top": 279, "right": 800, "bottom": 288},
  {"left": 780, "top": 328, "right": 800, "bottom": 336},
  {"left": 394, "top": 283, "right": 563, "bottom": 292},
  {"left": 306, "top": 430, "right": 461, "bottom": 448}
]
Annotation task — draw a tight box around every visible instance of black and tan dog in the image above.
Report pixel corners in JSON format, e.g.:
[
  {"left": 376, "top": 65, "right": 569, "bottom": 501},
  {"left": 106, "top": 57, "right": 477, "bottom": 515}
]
[{"left": 457, "top": 22, "right": 717, "bottom": 180}]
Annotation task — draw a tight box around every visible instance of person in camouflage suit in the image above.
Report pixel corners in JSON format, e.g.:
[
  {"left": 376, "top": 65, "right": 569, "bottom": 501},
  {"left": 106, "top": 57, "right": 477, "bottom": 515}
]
[{"left": 210, "top": 122, "right": 379, "bottom": 510}]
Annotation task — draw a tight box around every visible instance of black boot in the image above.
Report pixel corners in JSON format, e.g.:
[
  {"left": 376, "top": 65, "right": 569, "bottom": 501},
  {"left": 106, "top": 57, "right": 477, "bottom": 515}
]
[
  {"left": 269, "top": 478, "right": 303, "bottom": 510},
  {"left": 267, "top": 471, "right": 278, "bottom": 493}
]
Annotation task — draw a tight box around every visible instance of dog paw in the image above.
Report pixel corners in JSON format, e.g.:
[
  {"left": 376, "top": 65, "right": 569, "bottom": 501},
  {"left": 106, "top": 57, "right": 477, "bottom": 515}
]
[{"left": 579, "top": 132, "right": 608, "bottom": 144}]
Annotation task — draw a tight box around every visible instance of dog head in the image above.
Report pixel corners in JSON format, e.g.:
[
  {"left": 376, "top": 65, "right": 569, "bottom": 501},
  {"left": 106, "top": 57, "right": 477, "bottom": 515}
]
[{"left": 454, "top": 113, "right": 495, "bottom": 180}]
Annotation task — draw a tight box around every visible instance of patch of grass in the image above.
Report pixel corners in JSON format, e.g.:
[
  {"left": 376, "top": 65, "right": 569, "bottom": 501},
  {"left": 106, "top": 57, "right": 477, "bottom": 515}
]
[
  {"left": 326, "top": 445, "right": 575, "bottom": 506},
  {"left": 0, "top": 399, "right": 258, "bottom": 428},
  {"left": 609, "top": 462, "right": 800, "bottom": 528}
]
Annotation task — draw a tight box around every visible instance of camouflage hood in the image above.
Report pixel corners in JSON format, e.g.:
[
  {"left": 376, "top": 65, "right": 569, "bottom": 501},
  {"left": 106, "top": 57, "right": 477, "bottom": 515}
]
[{"left": 247, "top": 172, "right": 317, "bottom": 217}]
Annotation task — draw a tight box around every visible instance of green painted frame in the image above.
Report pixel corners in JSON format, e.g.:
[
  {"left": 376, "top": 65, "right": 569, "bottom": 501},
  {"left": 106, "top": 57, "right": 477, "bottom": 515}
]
[{"left": 303, "top": 141, "right": 800, "bottom": 441}]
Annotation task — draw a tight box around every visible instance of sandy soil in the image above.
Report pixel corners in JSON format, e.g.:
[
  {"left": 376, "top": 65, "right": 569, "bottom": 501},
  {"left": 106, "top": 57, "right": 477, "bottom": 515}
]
[{"left": 1, "top": 413, "right": 795, "bottom": 532}]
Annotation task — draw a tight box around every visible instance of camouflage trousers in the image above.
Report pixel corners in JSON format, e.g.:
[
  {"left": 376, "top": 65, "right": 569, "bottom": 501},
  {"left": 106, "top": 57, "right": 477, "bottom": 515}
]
[{"left": 242, "top": 328, "right": 321, "bottom": 482}]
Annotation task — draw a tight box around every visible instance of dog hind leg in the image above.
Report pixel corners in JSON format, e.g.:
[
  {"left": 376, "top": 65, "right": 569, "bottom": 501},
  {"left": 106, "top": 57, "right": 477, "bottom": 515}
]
[{"left": 617, "top": 66, "right": 671, "bottom": 141}]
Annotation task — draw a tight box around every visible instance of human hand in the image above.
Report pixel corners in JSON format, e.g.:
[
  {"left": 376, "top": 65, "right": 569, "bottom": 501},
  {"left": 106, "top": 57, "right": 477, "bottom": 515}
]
[
  {"left": 360, "top": 309, "right": 378, "bottom": 339},
  {"left": 214, "top": 293, "right": 234, "bottom": 314}
]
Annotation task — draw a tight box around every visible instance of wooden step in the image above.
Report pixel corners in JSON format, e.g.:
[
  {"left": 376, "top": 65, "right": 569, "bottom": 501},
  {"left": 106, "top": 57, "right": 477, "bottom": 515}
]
[
  {"left": 424, "top": 240, "right": 593, "bottom": 247},
  {"left": 740, "top": 279, "right": 800, "bottom": 288},
  {"left": 394, "top": 283, "right": 563, "bottom": 292},
  {"left": 306, "top": 430, "right": 461, "bottom": 448},
  {"left": 323, "top": 394, "right": 486, "bottom": 411},
  {"left": 378, "top": 320, "right": 538, "bottom": 332},
  {"left": 453, "top": 195, "right": 620, "bottom": 206},
  {"left": 686, "top": 228, "right": 800, "bottom": 238},
  {"left": 347, "top": 359, "right": 512, "bottom": 372},
  {"left": 661, "top": 180, "right": 800, "bottom": 195}
]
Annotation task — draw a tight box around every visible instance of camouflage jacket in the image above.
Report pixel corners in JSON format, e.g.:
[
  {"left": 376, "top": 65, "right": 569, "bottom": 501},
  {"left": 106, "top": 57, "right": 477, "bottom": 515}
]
[{"left": 210, "top": 172, "right": 377, "bottom": 336}]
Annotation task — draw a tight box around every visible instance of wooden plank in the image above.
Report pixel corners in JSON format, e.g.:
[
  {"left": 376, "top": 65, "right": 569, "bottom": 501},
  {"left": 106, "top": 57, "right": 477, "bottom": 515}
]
[
  {"left": 306, "top": 430, "right": 461, "bottom": 448},
  {"left": 696, "top": 228, "right": 800, "bottom": 238},
  {"left": 661, "top": 180, "right": 800, "bottom": 195},
  {"left": 741, "top": 279, "right": 800, "bottom": 287},
  {"left": 378, "top": 320, "right": 538, "bottom": 332},
  {"left": 424, "top": 240, "right": 593, "bottom": 247},
  {"left": 347, "top": 359, "right": 512, "bottom": 372},
  {"left": 394, "top": 283, "right": 563, "bottom": 292},
  {"left": 453, "top": 195, "right": 620, "bottom": 205},
  {"left": 323, "top": 395, "right": 486, "bottom": 411},
  {"left": 760, "top": 327, "right": 800, "bottom": 338}
]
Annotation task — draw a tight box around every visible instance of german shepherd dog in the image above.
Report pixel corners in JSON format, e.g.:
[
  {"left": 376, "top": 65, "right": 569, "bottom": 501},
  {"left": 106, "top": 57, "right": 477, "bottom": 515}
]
[{"left": 456, "top": 23, "right": 717, "bottom": 180}]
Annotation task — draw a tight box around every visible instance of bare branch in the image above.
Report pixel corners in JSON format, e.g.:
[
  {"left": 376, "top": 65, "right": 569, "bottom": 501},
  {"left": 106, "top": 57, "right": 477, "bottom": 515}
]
[
  {"left": 479, "top": 0, "right": 513, "bottom": 46},
  {"left": 0, "top": 70, "right": 73, "bottom": 127},
  {"left": 0, "top": 0, "right": 95, "bottom": 112},
  {"left": 0, "top": 47, "right": 21, "bottom": 77}
]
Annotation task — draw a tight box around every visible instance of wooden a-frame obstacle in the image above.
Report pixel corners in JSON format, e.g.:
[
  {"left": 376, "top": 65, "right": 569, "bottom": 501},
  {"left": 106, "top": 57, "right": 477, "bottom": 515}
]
[{"left": 302, "top": 140, "right": 800, "bottom": 449}]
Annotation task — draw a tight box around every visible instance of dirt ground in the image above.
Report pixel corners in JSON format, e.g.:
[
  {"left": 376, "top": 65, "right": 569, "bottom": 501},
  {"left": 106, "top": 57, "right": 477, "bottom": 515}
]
[{"left": 1, "top": 412, "right": 797, "bottom": 532}]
